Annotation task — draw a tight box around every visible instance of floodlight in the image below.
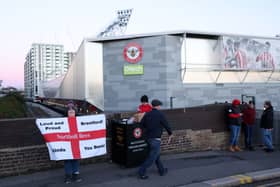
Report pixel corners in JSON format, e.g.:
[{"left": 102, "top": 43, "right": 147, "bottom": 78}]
[{"left": 97, "top": 9, "right": 133, "bottom": 38}]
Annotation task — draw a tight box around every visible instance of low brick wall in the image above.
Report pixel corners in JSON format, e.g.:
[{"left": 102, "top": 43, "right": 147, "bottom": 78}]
[
  {"left": 0, "top": 129, "right": 231, "bottom": 177},
  {"left": 0, "top": 104, "right": 255, "bottom": 177},
  {"left": 0, "top": 144, "right": 110, "bottom": 178},
  {"left": 0, "top": 145, "right": 56, "bottom": 177},
  {"left": 161, "top": 129, "right": 230, "bottom": 153}
]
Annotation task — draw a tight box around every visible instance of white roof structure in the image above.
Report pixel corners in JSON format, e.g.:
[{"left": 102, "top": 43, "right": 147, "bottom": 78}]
[{"left": 88, "top": 29, "right": 280, "bottom": 42}]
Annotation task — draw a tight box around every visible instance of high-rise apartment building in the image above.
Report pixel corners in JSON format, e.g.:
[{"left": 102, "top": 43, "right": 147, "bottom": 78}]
[{"left": 24, "top": 43, "right": 74, "bottom": 99}]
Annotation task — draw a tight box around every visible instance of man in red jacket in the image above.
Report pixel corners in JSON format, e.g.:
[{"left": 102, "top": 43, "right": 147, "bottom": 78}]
[{"left": 242, "top": 101, "right": 256, "bottom": 151}]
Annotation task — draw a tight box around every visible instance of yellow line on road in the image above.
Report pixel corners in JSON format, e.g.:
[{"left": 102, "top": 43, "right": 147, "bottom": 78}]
[{"left": 231, "top": 174, "right": 253, "bottom": 184}]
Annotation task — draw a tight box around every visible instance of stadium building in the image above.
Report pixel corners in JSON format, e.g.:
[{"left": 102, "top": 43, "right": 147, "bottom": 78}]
[{"left": 40, "top": 31, "right": 280, "bottom": 112}]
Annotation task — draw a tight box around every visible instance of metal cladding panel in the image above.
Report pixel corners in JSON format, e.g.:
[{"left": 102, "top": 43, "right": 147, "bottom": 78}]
[
  {"left": 85, "top": 42, "right": 104, "bottom": 111},
  {"left": 40, "top": 75, "right": 65, "bottom": 98},
  {"left": 59, "top": 41, "right": 86, "bottom": 100}
]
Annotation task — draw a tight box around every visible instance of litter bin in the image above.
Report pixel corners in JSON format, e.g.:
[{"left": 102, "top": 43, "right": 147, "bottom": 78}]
[{"left": 111, "top": 119, "right": 148, "bottom": 167}]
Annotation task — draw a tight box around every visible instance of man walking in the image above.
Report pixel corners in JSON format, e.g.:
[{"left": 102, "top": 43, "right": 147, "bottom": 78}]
[{"left": 138, "top": 99, "right": 173, "bottom": 179}]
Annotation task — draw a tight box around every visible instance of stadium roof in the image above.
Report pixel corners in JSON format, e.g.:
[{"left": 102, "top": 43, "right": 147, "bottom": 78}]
[{"left": 87, "top": 29, "right": 280, "bottom": 42}]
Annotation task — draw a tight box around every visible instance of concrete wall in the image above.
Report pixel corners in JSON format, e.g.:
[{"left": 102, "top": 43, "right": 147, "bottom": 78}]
[{"left": 103, "top": 35, "right": 280, "bottom": 112}]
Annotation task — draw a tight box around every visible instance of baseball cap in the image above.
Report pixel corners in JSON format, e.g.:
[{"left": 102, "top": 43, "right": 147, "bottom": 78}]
[{"left": 151, "top": 99, "right": 162, "bottom": 107}]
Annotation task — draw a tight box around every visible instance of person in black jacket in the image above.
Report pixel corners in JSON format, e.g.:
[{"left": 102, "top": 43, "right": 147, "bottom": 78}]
[
  {"left": 138, "top": 99, "right": 173, "bottom": 179},
  {"left": 260, "top": 100, "right": 274, "bottom": 152}
]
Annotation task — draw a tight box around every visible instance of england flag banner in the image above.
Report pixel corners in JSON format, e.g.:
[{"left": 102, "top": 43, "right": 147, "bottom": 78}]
[{"left": 36, "top": 114, "right": 106, "bottom": 161}]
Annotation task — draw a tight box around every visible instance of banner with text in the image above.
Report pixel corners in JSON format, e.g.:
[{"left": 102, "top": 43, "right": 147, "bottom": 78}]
[{"left": 36, "top": 114, "right": 106, "bottom": 161}]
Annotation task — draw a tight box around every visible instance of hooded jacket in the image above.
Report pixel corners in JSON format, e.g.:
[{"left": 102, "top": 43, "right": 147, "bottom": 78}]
[{"left": 226, "top": 99, "right": 242, "bottom": 126}]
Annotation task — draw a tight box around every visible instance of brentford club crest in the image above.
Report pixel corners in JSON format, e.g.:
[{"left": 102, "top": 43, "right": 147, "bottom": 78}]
[
  {"left": 133, "top": 127, "right": 142, "bottom": 139},
  {"left": 123, "top": 43, "right": 143, "bottom": 63}
]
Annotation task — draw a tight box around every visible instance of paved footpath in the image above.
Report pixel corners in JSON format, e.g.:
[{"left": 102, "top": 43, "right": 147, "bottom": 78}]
[{"left": 1, "top": 148, "right": 280, "bottom": 187}]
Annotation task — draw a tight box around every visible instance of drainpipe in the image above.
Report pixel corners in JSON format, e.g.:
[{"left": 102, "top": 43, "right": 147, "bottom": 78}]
[{"left": 170, "top": 96, "right": 176, "bottom": 109}]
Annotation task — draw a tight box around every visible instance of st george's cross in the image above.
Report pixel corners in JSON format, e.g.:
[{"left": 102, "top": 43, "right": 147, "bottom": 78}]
[{"left": 36, "top": 114, "right": 106, "bottom": 160}]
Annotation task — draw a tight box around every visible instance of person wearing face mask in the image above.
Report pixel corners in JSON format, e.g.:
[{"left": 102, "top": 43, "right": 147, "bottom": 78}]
[{"left": 260, "top": 100, "right": 274, "bottom": 152}]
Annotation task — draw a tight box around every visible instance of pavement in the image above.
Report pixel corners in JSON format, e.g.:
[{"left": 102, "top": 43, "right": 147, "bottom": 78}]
[{"left": 1, "top": 148, "right": 280, "bottom": 187}]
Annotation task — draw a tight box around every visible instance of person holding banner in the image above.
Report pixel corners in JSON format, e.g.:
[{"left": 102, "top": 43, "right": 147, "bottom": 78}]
[
  {"left": 64, "top": 108, "right": 82, "bottom": 184},
  {"left": 36, "top": 102, "right": 107, "bottom": 184}
]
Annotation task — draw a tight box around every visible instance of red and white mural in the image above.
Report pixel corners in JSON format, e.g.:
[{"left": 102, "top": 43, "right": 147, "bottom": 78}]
[{"left": 223, "top": 36, "right": 280, "bottom": 70}]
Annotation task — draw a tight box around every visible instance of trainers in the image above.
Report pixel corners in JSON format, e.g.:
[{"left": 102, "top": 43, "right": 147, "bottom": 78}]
[
  {"left": 72, "top": 173, "right": 82, "bottom": 182},
  {"left": 139, "top": 175, "right": 149, "bottom": 180},
  {"left": 229, "top": 146, "right": 235, "bottom": 152},
  {"left": 159, "top": 168, "right": 168, "bottom": 176},
  {"left": 64, "top": 175, "right": 72, "bottom": 184},
  {"left": 234, "top": 146, "right": 242, "bottom": 152}
]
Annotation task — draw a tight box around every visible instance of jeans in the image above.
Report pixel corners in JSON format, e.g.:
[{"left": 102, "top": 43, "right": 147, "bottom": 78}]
[
  {"left": 138, "top": 139, "right": 164, "bottom": 176},
  {"left": 229, "top": 125, "right": 241, "bottom": 146},
  {"left": 244, "top": 125, "right": 254, "bottom": 148},
  {"left": 64, "top": 160, "right": 79, "bottom": 175},
  {"left": 262, "top": 129, "right": 273, "bottom": 149}
]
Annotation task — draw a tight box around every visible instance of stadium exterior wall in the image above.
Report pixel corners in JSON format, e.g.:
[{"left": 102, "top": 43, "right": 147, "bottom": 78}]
[
  {"left": 102, "top": 35, "right": 280, "bottom": 111},
  {"left": 43, "top": 32, "right": 280, "bottom": 112}
]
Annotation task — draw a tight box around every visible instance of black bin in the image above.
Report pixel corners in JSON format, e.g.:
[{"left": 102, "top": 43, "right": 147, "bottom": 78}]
[{"left": 111, "top": 119, "right": 148, "bottom": 167}]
